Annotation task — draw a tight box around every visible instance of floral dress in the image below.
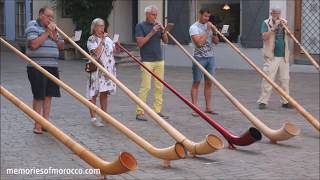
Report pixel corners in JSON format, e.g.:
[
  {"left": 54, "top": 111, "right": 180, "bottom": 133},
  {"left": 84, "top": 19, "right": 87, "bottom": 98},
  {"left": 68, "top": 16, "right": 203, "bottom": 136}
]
[{"left": 86, "top": 35, "right": 116, "bottom": 100}]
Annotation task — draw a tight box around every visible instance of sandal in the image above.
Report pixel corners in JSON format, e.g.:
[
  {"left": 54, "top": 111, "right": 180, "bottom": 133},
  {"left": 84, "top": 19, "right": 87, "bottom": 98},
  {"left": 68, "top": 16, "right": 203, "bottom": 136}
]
[
  {"left": 205, "top": 110, "right": 219, "bottom": 115},
  {"left": 191, "top": 112, "right": 199, "bottom": 117},
  {"left": 33, "top": 128, "right": 43, "bottom": 134}
]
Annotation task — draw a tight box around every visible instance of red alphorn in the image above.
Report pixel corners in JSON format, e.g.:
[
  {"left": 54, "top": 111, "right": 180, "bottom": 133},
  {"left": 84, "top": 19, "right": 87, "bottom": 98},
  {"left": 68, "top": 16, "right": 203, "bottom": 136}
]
[{"left": 116, "top": 42, "right": 262, "bottom": 149}]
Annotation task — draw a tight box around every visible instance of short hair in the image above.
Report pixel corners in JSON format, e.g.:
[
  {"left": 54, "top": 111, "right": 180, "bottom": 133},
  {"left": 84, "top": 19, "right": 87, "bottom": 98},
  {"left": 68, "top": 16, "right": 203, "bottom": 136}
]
[
  {"left": 39, "top": 6, "right": 52, "bottom": 15},
  {"left": 199, "top": 8, "right": 211, "bottom": 15},
  {"left": 90, "top": 18, "right": 105, "bottom": 34},
  {"left": 144, "top": 5, "right": 158, "bottom": 13},
  {"left": 271, "top": 6, "right": 281, "bottom": 13}
]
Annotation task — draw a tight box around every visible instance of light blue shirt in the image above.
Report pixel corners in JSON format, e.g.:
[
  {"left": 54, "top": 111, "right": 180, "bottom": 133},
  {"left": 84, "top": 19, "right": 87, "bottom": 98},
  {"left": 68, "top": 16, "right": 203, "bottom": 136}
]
[{"left": 25, "top": 19, "right": 60, "bottom": 67}]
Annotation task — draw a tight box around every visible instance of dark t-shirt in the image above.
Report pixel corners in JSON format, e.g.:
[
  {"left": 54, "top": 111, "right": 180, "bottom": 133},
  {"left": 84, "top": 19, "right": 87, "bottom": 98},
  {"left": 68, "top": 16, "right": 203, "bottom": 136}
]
[{"left": 135, "top": 21, "right": 163, "bottom": 62}]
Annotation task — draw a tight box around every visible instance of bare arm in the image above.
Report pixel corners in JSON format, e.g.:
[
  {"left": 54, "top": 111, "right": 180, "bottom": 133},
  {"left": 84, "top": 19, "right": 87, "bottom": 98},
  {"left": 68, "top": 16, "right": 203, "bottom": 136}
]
[
  {"left": 90, "top": 38, "right": 105, "bottom": 58},
  {"left": 161, "top": 31, "right": 169, "bottom": 44},
  {"left": 212, "top": 34, "right": 219, "bottom": 45},
  {"left": 191, "top": 30, "right": 209, "bottom": 48},
  {"left": 56, "top": 40, "right": 64, "bottom": 50},
  {"left": 136, "top": 30, "right": 157, "bottom": 48},
  {"left": 50, "top": 31, "right": 64, "bottom": 50},
  {"left": 28, "top": 31, "right": 50, "bottom": 50}
]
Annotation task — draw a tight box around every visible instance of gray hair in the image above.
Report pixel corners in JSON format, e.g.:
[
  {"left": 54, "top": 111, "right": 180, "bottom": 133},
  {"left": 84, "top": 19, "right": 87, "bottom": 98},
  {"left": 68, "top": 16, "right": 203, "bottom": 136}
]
[
  {"left": 90, "top": 18, "right": 105, "bottom": 34},
  {"left": 144, "top": 5, "right": 158, "bottom": 14},
  {"left": 271, "top": 6, "right": 281, "bottom": 13}
]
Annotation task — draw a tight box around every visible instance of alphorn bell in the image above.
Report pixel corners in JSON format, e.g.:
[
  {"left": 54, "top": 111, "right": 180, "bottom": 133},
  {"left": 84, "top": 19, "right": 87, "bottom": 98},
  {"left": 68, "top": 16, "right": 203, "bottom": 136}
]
[
  {"left": 280, "top": 22, "right": 319, "bottom": 71},
  {"left": 115, "top": 42, "right": 262, "bottom": 149},
  {"left": 209, "top": 25, "right": 320, "bottom": 131},
  {"left": 0, "top": 38, "right": 186, "bottom": 166},
  {"left": 166, "top": 31, "right": 301, "bottom": 143},
  {"left": 0, "top": 86, "right": 137, "bottom": 177},
  {"left": 55, "top": 27, "right": 224, "bottom": 157}
]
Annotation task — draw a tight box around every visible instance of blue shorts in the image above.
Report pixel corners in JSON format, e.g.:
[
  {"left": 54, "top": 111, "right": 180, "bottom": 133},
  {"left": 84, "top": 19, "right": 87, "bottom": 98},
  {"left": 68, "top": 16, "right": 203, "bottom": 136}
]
[{"left": 192, "top": 56, "right": 216, "bottom": 81}]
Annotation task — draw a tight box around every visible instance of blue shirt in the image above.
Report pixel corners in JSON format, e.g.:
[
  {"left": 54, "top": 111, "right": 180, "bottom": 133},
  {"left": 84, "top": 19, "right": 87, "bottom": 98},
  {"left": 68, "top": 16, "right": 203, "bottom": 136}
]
[
  {"left": 135, "top": 21, "right": 163, "bottom": 62},
  {"left": 261, "top": 21, "right": 285, "bottom": 57},
  {"left": 25, "top": 19, "right": 59, "bottom": 67}
]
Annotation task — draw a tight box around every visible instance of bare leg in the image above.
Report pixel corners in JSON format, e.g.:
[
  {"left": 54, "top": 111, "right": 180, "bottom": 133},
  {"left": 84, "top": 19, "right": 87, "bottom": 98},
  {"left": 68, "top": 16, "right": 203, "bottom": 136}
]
[
  {"left": 100, "top": 92, "right": 108, "bottom": 113},
  {"left": 89, "top": 95, "right": 98, "bottom": 118},
  {"left": 191, "top": 81, "right": 201, "bottom": 107},
  {"left": 33, "top": 99, "right": 43, "bottom": 130},
  {"left": 204, "top": 80, "right": 213, "bottom": 111},
  {"left": 43, "top": 96, "right": 52, "bottom": 120}
]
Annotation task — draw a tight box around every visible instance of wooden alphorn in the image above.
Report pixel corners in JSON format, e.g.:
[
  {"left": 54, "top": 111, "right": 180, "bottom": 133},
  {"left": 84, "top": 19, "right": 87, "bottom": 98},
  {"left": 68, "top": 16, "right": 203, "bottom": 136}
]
[
  {"left": 0, "top": 86, "right": 137, "bottom": 177},
  {"left": 167, "top": 32, "right": 301, "bottom": 143}
]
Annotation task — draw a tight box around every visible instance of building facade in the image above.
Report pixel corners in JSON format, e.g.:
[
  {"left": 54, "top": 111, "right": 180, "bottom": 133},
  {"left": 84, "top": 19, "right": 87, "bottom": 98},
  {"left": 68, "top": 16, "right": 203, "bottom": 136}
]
[
  {"left": 1, "top": 0, "right": 319, "bottom": 70},
  {"left": 1, "top": 0, "right": 32, "bottom": 41}
]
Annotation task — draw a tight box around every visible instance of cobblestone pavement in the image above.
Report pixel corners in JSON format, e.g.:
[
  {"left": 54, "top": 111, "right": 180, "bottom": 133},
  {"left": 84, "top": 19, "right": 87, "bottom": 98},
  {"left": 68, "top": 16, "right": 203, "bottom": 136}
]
[{"left": 1, "top": 49, "right": 319, "bottom": 179}]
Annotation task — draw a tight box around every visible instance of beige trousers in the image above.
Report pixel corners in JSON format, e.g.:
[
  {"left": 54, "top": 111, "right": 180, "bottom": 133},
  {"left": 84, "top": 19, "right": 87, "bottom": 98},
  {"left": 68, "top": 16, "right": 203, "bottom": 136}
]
[{"left": 257, "top": 57, "right": 290, "bottom": 104}]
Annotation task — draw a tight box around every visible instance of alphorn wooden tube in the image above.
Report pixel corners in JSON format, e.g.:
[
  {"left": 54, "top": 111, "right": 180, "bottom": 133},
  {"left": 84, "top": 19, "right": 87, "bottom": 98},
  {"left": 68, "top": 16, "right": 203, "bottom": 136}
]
[
  {"left": 55, "top": 27, "right": 224, "bottom": 155},
  {"left": 116, "top": 42, "right": 262, "bottom": 148},
  {"left": 167, "top": 32, "right": 301, "bottom": 143},
  {"left": 0, "top": 37, "right": 185, "bottom": 163},
  {"left": 208, "top": 25, "right": 319, "bottom": 131},
  {"left": 0, "top": 86, "right": 137, "bottom": 176},
  {"left": 281, "top": 22, "right": 319, "bottom": 71}
]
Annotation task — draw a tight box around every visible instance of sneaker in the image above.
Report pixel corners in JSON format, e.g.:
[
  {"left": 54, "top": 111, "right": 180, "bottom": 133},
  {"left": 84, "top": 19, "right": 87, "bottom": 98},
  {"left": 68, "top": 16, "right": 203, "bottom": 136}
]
[
  {"left": 282, "top": 103, "right": 293, "bottom": 109},
  {"left": 258, "top": 103, "right": 266, "bottom": 109},
  {"left": 136, "top": 114, "right": 147, "bottom": 121},
  {"left": 157, "top": 112, "right": 169, "bottom": 119},
  {"left": 91, "top": 118, "right": 104, "bottom": 127}
]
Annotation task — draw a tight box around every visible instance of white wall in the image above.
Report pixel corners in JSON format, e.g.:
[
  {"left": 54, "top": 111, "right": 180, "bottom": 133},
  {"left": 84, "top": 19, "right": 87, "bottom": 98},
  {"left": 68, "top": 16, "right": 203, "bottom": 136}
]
[
  {"left": 108, "top": 0, "right": 132, "bottom": 42},
  {"left": 32, "top": 0, "right": 75, "bottom": 36},
  {"left": 138, "top": 0, "right": 164, "bottom": 24},
  {"left": 164, "top": 43, "right": 264, "bottom": 69},
  {"left": 32, "top": 0, "right": 53, "bottom": 19},
  {"left": 269, "top": 0, "right": 287, "bottom": 19}
]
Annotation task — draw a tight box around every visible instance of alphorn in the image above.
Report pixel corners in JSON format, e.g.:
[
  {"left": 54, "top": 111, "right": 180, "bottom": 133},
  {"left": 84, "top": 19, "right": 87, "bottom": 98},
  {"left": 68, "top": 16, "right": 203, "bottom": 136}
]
[
  {"left": 281, "top": 22, "right": 320, "bottom": 71},
  {"left": 209, "top": 25, "right": 320, "bottom": 131},
  {"left": 0, "top": 38, "right": 186, "bottom": 166},
  {"left": 116, "top": 42, "right": 262, "bottom": 149},
  {"left": 0, "top": 86, "right": 137, "bottom": 176},
  {"left": 166, "top": 32, "right": 301, "bottom": 143},
  {"left": 55, "top": 27, "right": 224, "bottom": 157}
]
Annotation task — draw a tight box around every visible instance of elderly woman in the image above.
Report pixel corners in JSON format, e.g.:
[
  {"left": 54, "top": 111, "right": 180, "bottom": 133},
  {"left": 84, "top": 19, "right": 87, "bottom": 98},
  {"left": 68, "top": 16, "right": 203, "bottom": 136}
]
[{"left": 86, "top": 18, "right": 117, "bottom": 127}]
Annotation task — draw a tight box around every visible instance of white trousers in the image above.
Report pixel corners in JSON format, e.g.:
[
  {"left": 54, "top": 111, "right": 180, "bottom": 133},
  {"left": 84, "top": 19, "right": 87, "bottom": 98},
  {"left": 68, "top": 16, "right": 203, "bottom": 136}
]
[{"left": 257, "top": 57, "right": 290, "bottom": 104}]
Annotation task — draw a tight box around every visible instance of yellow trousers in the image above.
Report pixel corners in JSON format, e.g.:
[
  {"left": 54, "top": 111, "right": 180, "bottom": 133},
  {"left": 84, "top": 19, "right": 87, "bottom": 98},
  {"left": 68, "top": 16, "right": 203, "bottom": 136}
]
[{"left": 136, "top": 60, "right": 164, "bottom": 114}]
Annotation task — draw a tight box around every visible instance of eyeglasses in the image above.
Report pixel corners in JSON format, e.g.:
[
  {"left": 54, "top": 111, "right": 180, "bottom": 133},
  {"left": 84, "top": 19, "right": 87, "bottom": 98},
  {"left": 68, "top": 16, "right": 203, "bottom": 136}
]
[{"left": 43, "top": 14, "right": 54, "bottom": 20}]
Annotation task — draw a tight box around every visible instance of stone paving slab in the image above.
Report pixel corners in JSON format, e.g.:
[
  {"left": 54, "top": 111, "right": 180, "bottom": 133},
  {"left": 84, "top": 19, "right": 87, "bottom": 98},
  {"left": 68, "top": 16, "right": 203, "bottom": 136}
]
[{"left": 1, "top": 49, "right": 319, "bottom": 179}]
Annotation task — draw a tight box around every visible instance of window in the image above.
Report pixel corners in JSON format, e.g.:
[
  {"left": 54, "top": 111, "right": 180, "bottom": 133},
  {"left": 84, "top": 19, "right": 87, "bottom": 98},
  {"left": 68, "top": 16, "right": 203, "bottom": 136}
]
[
  {"left": 15, "top": 1, "right": 25, "bottom": 39},
  {"left": 61, "top": 0, "right": 71, "bottom": 18},
  {"left": 199, "top": 1, "right": 240, "bottom": 43},
  {"left": 0, "top": 0, "right": 4, "bottom": 36}
]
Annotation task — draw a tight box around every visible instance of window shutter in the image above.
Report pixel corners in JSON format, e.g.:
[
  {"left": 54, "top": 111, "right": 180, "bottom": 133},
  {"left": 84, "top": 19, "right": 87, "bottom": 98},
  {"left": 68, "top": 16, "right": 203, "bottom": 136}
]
[{"left": 240, "top": 0, "right": 269, "bottom": 48}]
